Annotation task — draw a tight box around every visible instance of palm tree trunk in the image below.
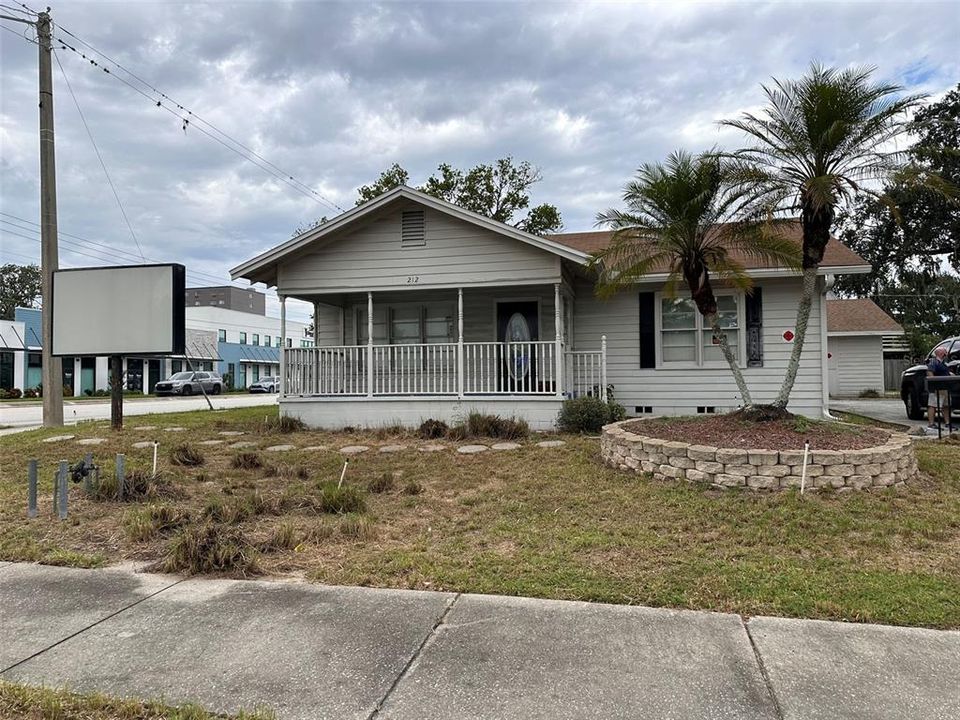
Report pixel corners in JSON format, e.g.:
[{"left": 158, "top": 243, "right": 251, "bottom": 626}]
[
  {"left": 705, "top": 312, "right": 753, "bottom": 407},
  {"left": 773, "top": 266, "right": 819, "bottom": 408}
]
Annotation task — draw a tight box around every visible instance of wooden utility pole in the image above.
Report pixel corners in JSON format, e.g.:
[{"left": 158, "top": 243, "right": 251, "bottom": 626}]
[
  {"left": 110, "top": 355, "right": 123, "bottom": 429},
  {"left": 38, "top": 10, "right": 64, "bottom": 427}
]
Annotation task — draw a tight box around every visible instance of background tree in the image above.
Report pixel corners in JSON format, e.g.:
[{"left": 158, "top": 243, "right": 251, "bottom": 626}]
[
  {"left": 297, "top": 157, "right": 563, "bottom": 236},
  {"left": 0, "top": 263, "right": 42, "bottom": 320},
  {"left": 722, "top": 64, "right": 931, "bottom": 409},
  {"left": 591, "top": 150, "right": 800, "bottom": 408},
  {"left": 834, "top": 83, "right": 960, "bottom": 356}
]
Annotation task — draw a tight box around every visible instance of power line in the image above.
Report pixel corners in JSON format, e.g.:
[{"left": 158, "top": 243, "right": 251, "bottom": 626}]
[
  {"left": 53, "top": 31, "right": 345, "bottom": 215},
  {"left": 54, "top": 49, "right": 146, "bottom": 262}
]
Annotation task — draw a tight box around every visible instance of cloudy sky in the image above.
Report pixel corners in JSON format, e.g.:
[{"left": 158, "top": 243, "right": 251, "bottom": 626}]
[{"left": 1, "top": 1, "right": 957, "bottom": 321}]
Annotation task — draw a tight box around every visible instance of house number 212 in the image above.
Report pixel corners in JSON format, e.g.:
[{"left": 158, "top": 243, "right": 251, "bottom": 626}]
[{"left": 406, "top": 276, "right": 419, "bottom": 284}]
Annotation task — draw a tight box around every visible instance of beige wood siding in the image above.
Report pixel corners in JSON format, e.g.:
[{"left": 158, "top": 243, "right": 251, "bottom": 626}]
[
  {"left": 278, "top": 204, "right": 561, "bottom": 295},
  {"left": 572, "top": 277, "right": 826, "bottom": 417},
  {"left": 313, "top": 304, "right": 343, "bottom": 346},
  {"left": 827, "top": 336, "right": 884, "bottom": 397}
]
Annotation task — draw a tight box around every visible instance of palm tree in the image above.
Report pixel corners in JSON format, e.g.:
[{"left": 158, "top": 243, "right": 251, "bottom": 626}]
[
  {"left": 721, "top": 64, "right": 927, "bottom": 408},
  {"left": 591, "top": 150, "right": 800, "bottom": 409}
]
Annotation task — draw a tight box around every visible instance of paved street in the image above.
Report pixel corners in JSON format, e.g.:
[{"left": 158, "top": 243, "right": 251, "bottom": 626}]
[
  {"left": 1, "top": 563, "right": 957, "bottom": 719},
  {"left": 0, "top": 393, "right": 278, "bottom": 431}
]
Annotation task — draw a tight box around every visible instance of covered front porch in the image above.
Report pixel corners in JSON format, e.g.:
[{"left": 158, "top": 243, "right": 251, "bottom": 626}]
[{"left": 277, "top": 282, "right": 607, "bottom": 427}]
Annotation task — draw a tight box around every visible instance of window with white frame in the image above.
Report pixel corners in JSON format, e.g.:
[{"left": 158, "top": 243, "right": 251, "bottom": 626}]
[{"left": 658, "top": 293, "right": 741, "bottom": 366}]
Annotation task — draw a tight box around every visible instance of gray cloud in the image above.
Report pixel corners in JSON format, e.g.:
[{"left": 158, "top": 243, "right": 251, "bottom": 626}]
[{"left": 2, "top": 1, "right": 958, "bottom": 322}]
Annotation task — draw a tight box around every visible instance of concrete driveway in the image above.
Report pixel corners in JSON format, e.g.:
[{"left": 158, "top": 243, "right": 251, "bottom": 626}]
[
  {"left": 1, "top": 564, "right": 958, "bottom": 720},
  {"left": 830, "top": 398, "right": 921, "bottom": 429},
  {"left": 0, "top": 393, "right": 278, "bottom": 431}
]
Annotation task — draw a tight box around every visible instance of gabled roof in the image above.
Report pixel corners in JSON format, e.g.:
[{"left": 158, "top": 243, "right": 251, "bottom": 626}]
[
  {"left": 549, "top": 223, "right": 870, "bottom": 274},
  {"left": 231, "top": 185, "right": 591, "bottom": 284},
  {"left": 827, "top": 298, "right": 904, "bottom": 336}
]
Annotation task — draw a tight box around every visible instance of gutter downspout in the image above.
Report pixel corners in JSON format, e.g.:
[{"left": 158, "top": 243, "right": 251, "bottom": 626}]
[{"left": 820, "top": 274, "right": 837, "bottom": 421}]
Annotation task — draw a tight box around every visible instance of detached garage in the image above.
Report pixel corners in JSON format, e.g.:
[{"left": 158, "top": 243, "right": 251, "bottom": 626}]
[{"left": 827, "top": 299, "right": 904, "bottom": 397}]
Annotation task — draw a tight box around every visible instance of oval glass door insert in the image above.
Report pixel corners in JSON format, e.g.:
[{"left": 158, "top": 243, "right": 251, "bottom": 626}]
[{"left": 505, "top": 312, "right": 531, "bottom": 380}]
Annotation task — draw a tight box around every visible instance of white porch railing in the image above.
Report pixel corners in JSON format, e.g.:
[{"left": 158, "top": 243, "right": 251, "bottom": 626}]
[{"left": 283, "top": 338, "right": 606, "bottom": 399}]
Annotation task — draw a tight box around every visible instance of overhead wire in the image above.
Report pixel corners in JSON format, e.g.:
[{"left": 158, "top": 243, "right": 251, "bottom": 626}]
[{"left": 53, "top": 48, "right": 146, "bottom": 262}]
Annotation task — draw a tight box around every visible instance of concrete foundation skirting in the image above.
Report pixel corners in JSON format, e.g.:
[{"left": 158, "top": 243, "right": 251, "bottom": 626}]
[
  {"left": 600, "top": 419, "right": 919, "bottom": 491},
  {"left": 281, "top": 396, "right": 563, "bottom": 431}
]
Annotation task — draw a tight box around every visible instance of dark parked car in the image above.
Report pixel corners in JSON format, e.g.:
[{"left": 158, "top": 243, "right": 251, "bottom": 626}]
[
  {"left": 154, "top": 371, "right": 225, "bottom": 396},
  {"left": 248, "top": 376, "right": 280, "bottom": 393},
  {"left": 901, "top": 337, "right": 959, "bottom": 420}
]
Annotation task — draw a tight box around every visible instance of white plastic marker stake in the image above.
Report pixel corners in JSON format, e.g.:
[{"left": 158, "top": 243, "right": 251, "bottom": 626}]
[
  {"left": 338, "top": 460, "right": 348, "bottom": 488},
  {"left": 800, "top": 441, "right": 810, "bottom": 495},
  {"left": 152, "top": 441, "right": 159, "bottom": 476}
]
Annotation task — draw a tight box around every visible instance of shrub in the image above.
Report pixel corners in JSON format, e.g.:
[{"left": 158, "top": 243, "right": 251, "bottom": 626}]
[
  {"left": 90, "top": 469, "right": 177, "bottom": 502},
  {"left": 260, "top": 415, "right": 306, "bottom": 434},
  {"left": 259, "top": 521, "right": 300, "bottom": 552},
  {"left": 232, "top": 451, "right": 263, "bottom": 470},
  {"left": 312, "top": 481, "right": 366, "bottom": 514},
  {"left": 124, "top": 504, "right": 190, "bottom": 541},
  {"left": 454, "top": 412, "right": 529, "bottom": 440},
  {"left": 5, "top": 388, "right": 23, "bottom": 399},
  {"left": 556, "top": 396, "right": 627, "bottom": 433},
  {"left": 417, "top": 419, "right": 449, "bottom": 439},
  {"left": 162, "top": 523, "right": 256, "bottom": 575},
  {"left": 202, "top": 491, "right": 270, "bottom": 524},
  {"left": 367, "top": 472, "right": 395, "bottom": 494},
  {"left": 339, "top": 513, "right": 376, "bottom": 539},
  {"left": 401, "top": 479, "right": 423, "bottom": 496},
  {"left": 23, "top": 388, "right": 38, "bottom": 399},
  {"left": 373, "top": 423, "right": 408, "bottom": 439},
  {"left": 63, "top": 384, "right": 73, "bottom": 397},
  {"left": 170, "top": 444, "right": 204, "bottom": 467}
]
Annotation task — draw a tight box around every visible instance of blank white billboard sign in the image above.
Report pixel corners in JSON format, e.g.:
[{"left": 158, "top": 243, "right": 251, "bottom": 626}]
[{"left": 52, "top": 264, "right": 186, "bottom": 356}]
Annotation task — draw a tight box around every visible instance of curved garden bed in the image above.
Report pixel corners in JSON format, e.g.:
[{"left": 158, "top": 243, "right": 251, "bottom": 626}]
[{"left": 601, "top": 418, "right": 918, "bottom": 491}]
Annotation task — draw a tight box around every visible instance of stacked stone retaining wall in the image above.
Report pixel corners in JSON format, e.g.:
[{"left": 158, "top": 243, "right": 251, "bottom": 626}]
[{"left": 600, "top": 420, "right": 918, "bottom": 491}]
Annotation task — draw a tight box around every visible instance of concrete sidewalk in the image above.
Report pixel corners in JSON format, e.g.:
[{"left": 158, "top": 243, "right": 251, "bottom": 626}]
[{"left": 1, "top": 564, "right": 957, "bottom": 719}]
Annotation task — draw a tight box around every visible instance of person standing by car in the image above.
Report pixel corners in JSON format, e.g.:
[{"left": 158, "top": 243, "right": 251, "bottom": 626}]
[{"left": 927, "top": 346, "right": 952, "bottom": 431}]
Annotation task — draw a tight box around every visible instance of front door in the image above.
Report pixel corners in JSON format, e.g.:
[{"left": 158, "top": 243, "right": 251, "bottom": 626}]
[
  {"left": 147, "top": 359, "right": 162, "bottom": 393},
  {"left": 496, "top": 301, "right": 539, "bottom": 392}
]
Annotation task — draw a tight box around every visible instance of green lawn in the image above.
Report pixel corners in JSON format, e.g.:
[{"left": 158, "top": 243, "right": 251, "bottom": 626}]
[
  {"left": 1, "top": 407, "right": 958, "bottom": 628},
  {"left": 0, "top": 680, "right": 273, "bottom": 719}
]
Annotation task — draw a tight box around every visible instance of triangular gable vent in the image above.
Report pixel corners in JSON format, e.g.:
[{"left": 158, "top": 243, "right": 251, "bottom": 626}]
[{"left": 401, "top": 210, "right": 426, "bottom": 247}]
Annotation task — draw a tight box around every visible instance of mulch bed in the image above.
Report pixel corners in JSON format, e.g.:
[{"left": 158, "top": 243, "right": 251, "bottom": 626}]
[{"left": 623, "top": 416, "right": 891, "bottom": 451}]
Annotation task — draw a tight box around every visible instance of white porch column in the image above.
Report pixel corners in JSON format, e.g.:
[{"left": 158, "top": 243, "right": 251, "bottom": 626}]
[
  {"left": 457, "top": 288, "right": 464, "bottom": 398},
  {"left": 339, "top": 306, "right": 345, "bottom": 345},
  {"left": 367, "top": 291, "right": 374, "bottom": 397},
  {"left": 554, "top": 283, "right": 563, "bottom": 399},
  {"left": 142, "top": 359, "right": 149, "bottom": 395},
  {"left": 279, "top": 296, "right": 287, "bottom": 397},
  {"left": 600, "top": 335, "right": 608, "bottom": 402},
  {"left": 313, "top": 301, "right": 321, "bottom": 345},
  {"left": 74, "top": 357, "right": 82, "bottom": 396}
]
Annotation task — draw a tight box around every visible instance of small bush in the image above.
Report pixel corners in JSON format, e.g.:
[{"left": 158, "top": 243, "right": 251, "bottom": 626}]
[
  {"left": 373, "top": 423, "right": 408, "bottom": 439},
  {"left": 312, "top": 481, "right": 366, "bottom": 514},
  {"left": 339, "top": 513, "right": 376, "bottom": 539},
  {"left": 202, "top": 491, "right": 270, "bottom": 524},
  {"left": 260, "top": 415, "right": 306, "bottom": 434},
  {"left": 367, "top": 472, "right": 395, "bottom": 494},
  {"left": 62, "top": 384, "right": 73, "bottom": 398},
  {"left": 417, "top": 419, "right": 449, "bottom": 439},
  {"left": 124, "top": 504, "right": 190, "bottom": 541},
  {"left": 4, "top": 388, "right": 23, "bottom": 399},
  {"left": 556, "top": 397, "right": 627, "bottom": 433},
  {"left": 232, "top": 451, "right": 263, "bottom": 470},
  {"left": 90, "top": 469, "right": 177, "bottom": 502},
  {"left": 454, "top": 412, "right": 529, "bottom": 440},
  {"left": 23, "top": 388, "right": 38, "bottom": 399},
  {"left": 401, "top": 479, "right": 423, "bottom": 496},
  {"left": 163, "top": 523, "right": 256, "bottom": 575},
  {"left": 858, "top": 388, "right": 881, "bottom": 398},
  {"left": 170, "top": 444, "right": 205, "bottom": 467},
  {"left": 259, "top": 521, "right": 300, "bottom": 552}
]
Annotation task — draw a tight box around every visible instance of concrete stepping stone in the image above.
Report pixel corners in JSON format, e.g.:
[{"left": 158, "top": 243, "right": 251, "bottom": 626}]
[
  {"left": 265, "top": 444, "right": 295, "bottom": 452},
  {"left": 229, "top": 441, "right": 258, "bottom": 449},
  {"left": 164, "top": 427, "right": 186, "bottom": 432},
  {"left": 132, "top": 441, "right": 154, "bottom": 449},
  {"left": 491, "top": 442, "right": 521, "bottom": 451},
  {"left": 76, "top": 438, "right": 106, "bottom": 445},
  {"left": 418, "top": 444, "right": 445, "bottom": 453},
  {"left": 134, "top": 426, "right": 156, "bottom": 431},
  {"left": 536, "top": 440, "right": 566, "bottom": 448},
  {"left": 198, "top": 440, "right": 224, "bottom": 446},
  {"left": 42, "top": 435, "right": 75, "bottom": 443},
  {"left": 218, "top": 431, "right": 245, "bottom": 436},
  {"left": 379, "top": 445, "right": 407, "bottom": 453},
  {"left": 339, "top": 445, "right": 370, "bottom": 455},
  {"left": 302, "top": 445, "right": 329, "bottom": 451},
  {"left": 457, "top": 444, "right": 489, "bottom": 454}
]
